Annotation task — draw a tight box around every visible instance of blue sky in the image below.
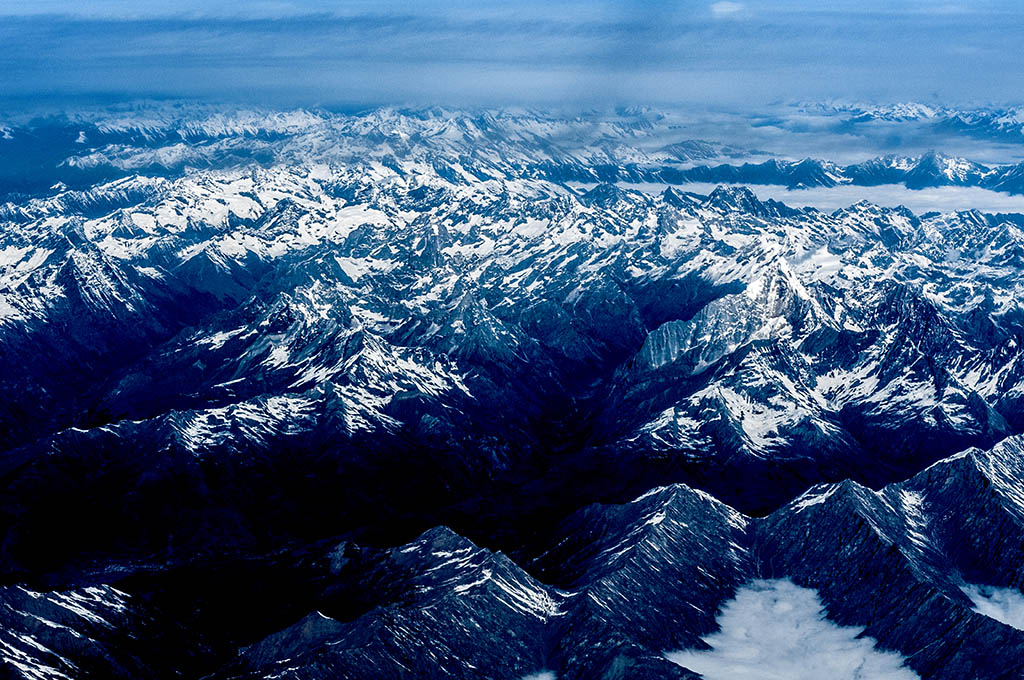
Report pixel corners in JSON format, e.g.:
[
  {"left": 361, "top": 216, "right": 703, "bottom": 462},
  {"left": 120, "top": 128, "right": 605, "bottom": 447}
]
[{"left": 1, "top": 1, "right": 1020, "bottom": 108}]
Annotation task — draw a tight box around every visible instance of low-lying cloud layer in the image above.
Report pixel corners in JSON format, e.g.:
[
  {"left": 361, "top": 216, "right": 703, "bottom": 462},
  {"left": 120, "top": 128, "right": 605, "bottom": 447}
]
[
  {"left": 963, "top": 584, "right": 1024, "bottom": 631},
  {"left": 665, "top": 579, "right": 919, "bottom": 680},
  {"left": 625, "top": 182, "right": 1024, "bottom": 215}
]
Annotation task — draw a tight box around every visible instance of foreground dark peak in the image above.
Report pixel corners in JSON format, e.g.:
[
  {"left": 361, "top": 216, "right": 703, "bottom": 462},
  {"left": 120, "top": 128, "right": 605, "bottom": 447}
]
[
  {"left": 5, "top": 436, "right": 1024, "bottom": 679},
  {"left": 230, "top": 436, "right": 1024, "bottom": 680}
]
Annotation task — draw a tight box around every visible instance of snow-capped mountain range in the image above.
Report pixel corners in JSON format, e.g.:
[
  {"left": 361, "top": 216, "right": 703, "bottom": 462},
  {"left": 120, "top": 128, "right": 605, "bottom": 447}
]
[
  {"left": 805, "top": 100, "right": 1024, "bottom": 141},
  {"left": 5, "top": 104, "right": 1024, "bottom": 202},
  {"left": 2, "top": 105, "right": 1024, "bottom": 679}
]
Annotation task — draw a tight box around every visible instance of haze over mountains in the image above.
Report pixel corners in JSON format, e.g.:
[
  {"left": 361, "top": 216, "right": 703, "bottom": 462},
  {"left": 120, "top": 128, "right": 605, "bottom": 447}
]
[
  {"left": 3, "top": 103, "right": 1024, "bottom": 678},
  {"left": 4, "top": 1, "right": 1024, "bottom": 106}
]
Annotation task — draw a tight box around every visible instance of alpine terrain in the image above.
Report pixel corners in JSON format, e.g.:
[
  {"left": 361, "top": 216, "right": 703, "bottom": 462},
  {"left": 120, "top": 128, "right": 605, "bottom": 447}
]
[{"left": 2, "top": 105, "right": 1024, "bottom": 679}]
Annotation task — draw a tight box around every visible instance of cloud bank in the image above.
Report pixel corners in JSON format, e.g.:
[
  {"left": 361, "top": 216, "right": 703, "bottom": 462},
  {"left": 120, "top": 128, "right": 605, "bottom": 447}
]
[
  {"left": 963, "top": 584, "right": 1024, "bottom": 631},
  {"left": 665, "top": 579, "right": 919, "bottom": 680},
  {"left": 626, "top": 183, "right": 1024, "bottom": 215}
]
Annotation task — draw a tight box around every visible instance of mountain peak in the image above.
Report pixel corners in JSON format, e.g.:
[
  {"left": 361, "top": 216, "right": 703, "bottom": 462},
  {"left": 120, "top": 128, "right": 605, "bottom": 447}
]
[{"left": 705, "top": 184, "right": 761, "bottom": 211}]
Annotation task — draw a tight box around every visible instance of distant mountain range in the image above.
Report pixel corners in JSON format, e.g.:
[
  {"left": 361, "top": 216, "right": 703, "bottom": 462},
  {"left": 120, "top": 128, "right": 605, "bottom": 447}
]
[
  {"left": 543, "top": 151, "right": 1024, "bottom": 194},
  {"left": 807, "top": 101, "right": 1024, "bottom": 142},
  {"left": 4, "top": 105, "right": 1024, "bottom": 204}
]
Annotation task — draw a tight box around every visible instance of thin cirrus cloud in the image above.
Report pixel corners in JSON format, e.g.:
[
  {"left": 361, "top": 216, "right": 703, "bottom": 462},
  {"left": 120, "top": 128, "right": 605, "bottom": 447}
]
[
  {"left": 710, "top": 2, "right": 745, "bottom": 18},
  {"left": 0, "top": 1, "right": 1021, "bottom": 108}
]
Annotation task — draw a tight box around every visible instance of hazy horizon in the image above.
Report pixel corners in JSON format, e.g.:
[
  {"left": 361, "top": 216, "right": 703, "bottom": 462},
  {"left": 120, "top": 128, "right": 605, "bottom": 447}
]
[{"left": 2, "top": 1, "right": 1022, "bottom": 109}]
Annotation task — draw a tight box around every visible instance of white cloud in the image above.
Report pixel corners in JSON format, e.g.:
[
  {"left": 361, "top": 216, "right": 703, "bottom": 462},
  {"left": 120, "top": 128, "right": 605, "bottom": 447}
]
[
  {"left": 962, "top": 584, "right": 1024, "bottom": 631},
  {"left": 710, "top": 2, "right": 744, "bottom": 18},
  {"left": 665, "top": 579, "right": 919, "bottom": 680},
  {"left": 618, "top": 182, "right": 1024, "bottom": 216}
]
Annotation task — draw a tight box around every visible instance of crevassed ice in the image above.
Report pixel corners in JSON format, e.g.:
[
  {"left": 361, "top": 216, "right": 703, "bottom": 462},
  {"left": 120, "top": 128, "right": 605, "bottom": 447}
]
[
  {"left": 665, "top": 579, "right": 919, "bottom": 680},
  {"left": 962, "top": 584, "right": 1024, "bottom": 631}
]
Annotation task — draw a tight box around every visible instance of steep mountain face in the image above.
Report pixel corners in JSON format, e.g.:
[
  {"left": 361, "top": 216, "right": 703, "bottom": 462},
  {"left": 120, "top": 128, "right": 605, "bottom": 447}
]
[
  {"left": 13, "top": 435, "right": 1024, "bottom": 680},
  {"left": 228, "top": 437, "right": 1024, "bottom": 680},
  {"left": 2, "top": 107, "right": 1024, "bottom": 678},
  {"left": 755, "top": 437, "right": 1024, "bottom": 680}
]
